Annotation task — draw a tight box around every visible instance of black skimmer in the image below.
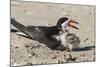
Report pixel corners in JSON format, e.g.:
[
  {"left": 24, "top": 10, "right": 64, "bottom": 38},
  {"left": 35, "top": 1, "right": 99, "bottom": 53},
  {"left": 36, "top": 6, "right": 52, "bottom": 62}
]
[{"left": 11, "top": 17, "right": 79, "bottom": 50}]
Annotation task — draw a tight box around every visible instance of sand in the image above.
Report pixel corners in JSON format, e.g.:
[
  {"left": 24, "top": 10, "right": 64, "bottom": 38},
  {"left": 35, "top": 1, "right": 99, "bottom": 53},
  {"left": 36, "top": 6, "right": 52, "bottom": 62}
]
[{"left": 11, "top": 1, "right": 95, "bottom": 66}]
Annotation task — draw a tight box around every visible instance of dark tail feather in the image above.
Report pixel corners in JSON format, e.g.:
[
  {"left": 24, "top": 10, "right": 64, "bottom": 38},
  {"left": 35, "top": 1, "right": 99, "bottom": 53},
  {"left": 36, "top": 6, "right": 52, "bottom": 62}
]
[
  {"left": 11, "top": 29, "right": 18, "bottom": 32},
  {"left": 11, "top": 18, "right": 33, "bottom": 39}
]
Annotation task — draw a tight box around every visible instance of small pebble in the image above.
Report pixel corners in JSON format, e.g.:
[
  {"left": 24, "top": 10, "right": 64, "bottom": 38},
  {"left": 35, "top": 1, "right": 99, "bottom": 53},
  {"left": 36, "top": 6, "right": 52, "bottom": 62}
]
[
  {"left": 52, "top": 56, "right": 57, "bottom": 59},
  {"left": 15, "top": 46, "right": 19, "bottom": 48},
  {"left": 57, "top": 60, "right": 61, "bottom": 64},
  {"left": 31, "top": 52, "right": 37, "bottom": 56},
  {"left": 89, "top": 12, "right": 92, "bottom": 15},
  {"left": 82, "top": 54, "right": 85, "bottom": 57},
  {"left": 24, "top": 45, "right": 30, "bottom": 48},
  {"left": 26, "top": 62, "right": 33, "bottom": 65}
]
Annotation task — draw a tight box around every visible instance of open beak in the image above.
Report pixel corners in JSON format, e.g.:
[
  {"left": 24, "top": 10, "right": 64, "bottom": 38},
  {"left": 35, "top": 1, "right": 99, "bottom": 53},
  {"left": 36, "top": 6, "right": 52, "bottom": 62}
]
[{"left": 68, "top": 19, "right": 79, "bottom": 30}]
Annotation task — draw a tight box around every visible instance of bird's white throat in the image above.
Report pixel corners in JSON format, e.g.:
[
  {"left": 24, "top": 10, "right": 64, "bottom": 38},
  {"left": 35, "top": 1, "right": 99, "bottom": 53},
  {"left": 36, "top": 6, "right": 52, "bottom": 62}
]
[{"left": 61, "top": 20, "right": 69, "bottom": 31}]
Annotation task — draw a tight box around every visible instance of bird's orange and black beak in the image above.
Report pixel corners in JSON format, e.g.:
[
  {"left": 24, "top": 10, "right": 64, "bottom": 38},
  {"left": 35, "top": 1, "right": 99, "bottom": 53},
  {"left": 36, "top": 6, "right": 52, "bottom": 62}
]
[{"left": 68, "top": 19, "right": 79, "bottom": 30}]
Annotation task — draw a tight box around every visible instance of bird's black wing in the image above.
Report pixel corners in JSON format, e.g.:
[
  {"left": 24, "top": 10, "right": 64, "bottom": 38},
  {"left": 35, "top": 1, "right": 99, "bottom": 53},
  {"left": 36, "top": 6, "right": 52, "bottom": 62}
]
[
  {"left": 11, "top": 18, "right": 39, "bottom": 39},
  {"left": 11, "top": 18, "right": 60, "bottom": 49}
]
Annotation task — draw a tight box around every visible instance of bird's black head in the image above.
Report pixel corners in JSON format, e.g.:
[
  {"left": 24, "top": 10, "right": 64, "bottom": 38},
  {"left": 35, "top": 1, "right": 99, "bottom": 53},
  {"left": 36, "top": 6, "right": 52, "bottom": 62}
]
[
  {"left": 56, "top": 17, "right": 79, "bottom": 32},
  {"left": 56, "top": 17, "right": 68, "bottom": 29}
]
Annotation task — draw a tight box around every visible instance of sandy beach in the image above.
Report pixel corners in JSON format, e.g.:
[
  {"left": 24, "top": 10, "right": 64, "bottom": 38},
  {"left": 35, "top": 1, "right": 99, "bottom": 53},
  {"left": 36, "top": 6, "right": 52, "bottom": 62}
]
[{"left": 11, "top": 1, "right": 95, "bottom": 66}]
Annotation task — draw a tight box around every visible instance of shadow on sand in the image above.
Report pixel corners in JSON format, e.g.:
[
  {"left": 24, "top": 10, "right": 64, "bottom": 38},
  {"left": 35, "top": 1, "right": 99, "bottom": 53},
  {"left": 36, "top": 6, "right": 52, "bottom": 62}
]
[{"left": 73, "top": 46, "right": 95, "bottom": 52}]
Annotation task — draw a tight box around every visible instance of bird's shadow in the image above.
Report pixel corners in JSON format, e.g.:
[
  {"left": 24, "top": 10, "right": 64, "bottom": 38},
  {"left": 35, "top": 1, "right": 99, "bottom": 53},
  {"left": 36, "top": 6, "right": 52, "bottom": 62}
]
[{"left": 73, "top": 46, "right": 95, "bottom": 52}]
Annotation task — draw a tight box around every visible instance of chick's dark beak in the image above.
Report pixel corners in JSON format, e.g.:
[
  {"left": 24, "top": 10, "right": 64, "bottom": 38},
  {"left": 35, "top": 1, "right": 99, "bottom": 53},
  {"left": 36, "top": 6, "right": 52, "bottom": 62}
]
[{"left": 68, "top": 19, "right": 79, "bottom": 30}]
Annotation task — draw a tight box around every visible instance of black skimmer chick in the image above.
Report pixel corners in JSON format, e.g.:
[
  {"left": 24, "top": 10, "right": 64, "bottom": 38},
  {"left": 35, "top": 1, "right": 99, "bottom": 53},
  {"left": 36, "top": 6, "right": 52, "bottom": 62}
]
[{"left": 11, "top": 17, "right": 79, "bottom": 50}]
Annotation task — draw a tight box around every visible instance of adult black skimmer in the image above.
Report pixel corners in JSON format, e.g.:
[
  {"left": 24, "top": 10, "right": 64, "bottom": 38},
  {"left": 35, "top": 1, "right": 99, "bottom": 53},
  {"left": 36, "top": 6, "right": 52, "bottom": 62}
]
[{"left": 11, "top": 17, "right": 79, "bottom": 50}]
